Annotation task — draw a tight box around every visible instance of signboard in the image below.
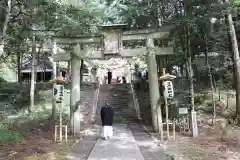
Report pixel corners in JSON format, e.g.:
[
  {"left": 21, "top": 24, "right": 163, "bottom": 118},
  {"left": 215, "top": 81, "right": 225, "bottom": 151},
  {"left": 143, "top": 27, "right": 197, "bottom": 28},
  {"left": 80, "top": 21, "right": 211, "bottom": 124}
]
[
  {"left": 178, "top": 108, "right": 188, "bottom": 115},
  {"left": 103, "top": 30, "right": 121, "bottom": 54},
  {"left": 53, "top": 84, "right": 64, "bottom": 103},
  {"left": 102, "top": 25, "right": 124, "bottom": 56},
  {"left": 163, "top": 80, "right": 174, "bottom": 99}
]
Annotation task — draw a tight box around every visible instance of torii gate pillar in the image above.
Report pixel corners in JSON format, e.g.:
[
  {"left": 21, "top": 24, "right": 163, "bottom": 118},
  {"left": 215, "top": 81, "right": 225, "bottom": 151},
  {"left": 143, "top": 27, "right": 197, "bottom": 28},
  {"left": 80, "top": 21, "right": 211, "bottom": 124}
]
[
  {"left": 146, "top": 38, "right": 160, "bottom": 132},
  {"left": 70, "top": 44, "right": 81, "bottom": 135}
]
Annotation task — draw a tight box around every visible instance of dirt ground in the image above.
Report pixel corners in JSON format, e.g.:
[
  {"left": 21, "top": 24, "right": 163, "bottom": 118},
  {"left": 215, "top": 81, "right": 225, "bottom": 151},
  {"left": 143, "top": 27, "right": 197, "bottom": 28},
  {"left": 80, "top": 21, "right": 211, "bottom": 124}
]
[
  {"left": 163, "top": 115, "right": 240, "bottom": 160},
  {"left": 0, "top": 103, "right": 93, "bottom": 160},
  {"left": 0, "top": 120, "right": 72, "bottom": 160}
]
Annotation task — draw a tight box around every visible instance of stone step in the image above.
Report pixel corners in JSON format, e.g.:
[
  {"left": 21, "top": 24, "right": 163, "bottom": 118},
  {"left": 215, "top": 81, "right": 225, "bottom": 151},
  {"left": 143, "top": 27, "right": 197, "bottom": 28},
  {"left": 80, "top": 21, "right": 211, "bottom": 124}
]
[
  {"left": 114, "top": 117, "right": 136, "bottom": 119},
  {"left": 98, "top": 97, "right": 131, "bottom": 100},
  {"left": 98, "top": 97, "right": 131, "bottom": 99},
  {"left": 114, "top": 112, "right": 135, "bottom": 115},
  {"left": 98, "top": 104, "right": 131, "bottom": 107},
  {"left": 113, "top": 108, "right": 134, "bottom": 110},
  {"left": 97, "top": 83, "right": 136, "bottom": 123},
  {"left": 98, "top": 103, "right": 131, "bottom": 106},
  {"left": 113, "top": 114, "right": 134, "bottom": 116},
  {"left": 98, "top": 99, "right": 131, "bottom": 102}
]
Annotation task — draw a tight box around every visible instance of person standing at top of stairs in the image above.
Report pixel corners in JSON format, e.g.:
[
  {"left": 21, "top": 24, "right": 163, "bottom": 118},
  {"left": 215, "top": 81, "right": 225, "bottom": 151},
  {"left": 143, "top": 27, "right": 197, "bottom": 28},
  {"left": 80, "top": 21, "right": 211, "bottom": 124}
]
[{"left": 107, "top": 70, "right": 112, "bottom": 84}]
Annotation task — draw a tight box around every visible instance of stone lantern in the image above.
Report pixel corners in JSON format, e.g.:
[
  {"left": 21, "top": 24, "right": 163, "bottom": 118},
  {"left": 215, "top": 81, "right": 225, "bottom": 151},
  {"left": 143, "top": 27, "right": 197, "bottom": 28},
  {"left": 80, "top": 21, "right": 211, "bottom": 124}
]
[{"left": 101, "top": 24, "right": 127, "bottom": 59}]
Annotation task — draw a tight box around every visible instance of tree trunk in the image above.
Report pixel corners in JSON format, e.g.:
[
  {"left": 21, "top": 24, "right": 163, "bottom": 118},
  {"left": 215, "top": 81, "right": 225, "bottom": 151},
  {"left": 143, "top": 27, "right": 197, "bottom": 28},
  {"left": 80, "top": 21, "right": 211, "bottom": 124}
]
[
  {"left": 36, "top": 42, "right": 43, "bottom": 82},
  {"left": 184, "top": 0, "right": 195, "bottom": 111},
  {"left": 57, "top": 63, "right": 61, "bottom": 77},
  {"left": 30, "top": 34, "right": 36, "bottom": 113},
  {"left": 205, "top": 37, "right": 216, "bottom": 124},
  {"left": 43, "top": 52, "right": 47, "bottom": 81},
  {"left": 0, "top": 0, "right": 11, "bottom": 57},
  {"left": 184, "top": 0, "right": 198, "bottom": 137},
  {"left": 17, "top": 51, "right": 22, "bottom": 83},
  {"left": 186, "top": 55, "right": 194, "bottom": 111},
  {"left": 225, "top": 0, "right": 240, "bottom": 124},
  {"left": 204, "top": 49, "right": 208, "bottom": 65},
  {"left": 67, "top": 61, "right": 71, "bottom": 73},
  {"left": 51, "top": 41, "right": 57, "bottom": 120},
  {"left": 80, "top": 59, "right": 84, "bottom": 83}
]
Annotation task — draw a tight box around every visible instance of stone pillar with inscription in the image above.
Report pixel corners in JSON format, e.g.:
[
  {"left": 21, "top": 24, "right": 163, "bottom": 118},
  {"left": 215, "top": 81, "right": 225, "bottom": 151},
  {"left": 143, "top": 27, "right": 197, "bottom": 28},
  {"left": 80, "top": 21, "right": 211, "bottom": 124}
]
[
  {"left": 191, "top": 110, "right": 198, "bottom": 137},
  {"left": 146, "top": 38, "right": 160, "bottom": 132}
]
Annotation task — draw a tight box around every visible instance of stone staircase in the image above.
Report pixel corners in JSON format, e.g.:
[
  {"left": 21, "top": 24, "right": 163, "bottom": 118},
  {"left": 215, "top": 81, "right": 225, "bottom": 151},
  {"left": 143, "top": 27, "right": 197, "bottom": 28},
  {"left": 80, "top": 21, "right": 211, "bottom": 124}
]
[
  {"left": 134, "top": 83, "right": 152, "bottom": 125},
  {"left": 97, "top": 83, "right": 137, "bottom": 123}
]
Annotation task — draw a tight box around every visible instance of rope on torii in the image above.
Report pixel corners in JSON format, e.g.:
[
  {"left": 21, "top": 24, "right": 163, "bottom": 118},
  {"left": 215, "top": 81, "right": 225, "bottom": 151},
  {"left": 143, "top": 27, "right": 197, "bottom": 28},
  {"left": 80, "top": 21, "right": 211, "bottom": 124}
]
[
  {"left": 84, "top": 56, "right": 147, "bottom": 71},
  {"left": 85, "top": 57, "right": 133, "bottom": 70}
]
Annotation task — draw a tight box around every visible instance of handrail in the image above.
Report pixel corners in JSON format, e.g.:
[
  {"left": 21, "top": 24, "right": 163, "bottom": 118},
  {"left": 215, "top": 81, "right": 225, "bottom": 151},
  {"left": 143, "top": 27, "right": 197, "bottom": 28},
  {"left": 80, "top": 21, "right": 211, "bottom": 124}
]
[{"left": 130, "top": 83, "right": 142, "bottom": 120}]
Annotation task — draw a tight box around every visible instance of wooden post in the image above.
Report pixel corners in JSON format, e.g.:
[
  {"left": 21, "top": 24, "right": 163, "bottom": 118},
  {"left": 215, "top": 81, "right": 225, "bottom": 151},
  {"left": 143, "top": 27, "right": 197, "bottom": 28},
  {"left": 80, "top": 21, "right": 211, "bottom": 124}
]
[
  {"left": 165, "top": 97, "right": 169, "bottom": 139},
  {"left": 161, "top": 68, "right": 170, "bottom": 140},
  {"left": 183, "top": 117, "right": 186, "bottom": 132},
  {"left": 65, "top": 125, "right": 68, "bottom": 142},
  {"left": 162, "top": 68, "right": 166, "bottom": 76},
  {"left": 173, "top": 119, "right": 176, "bottom": 140},
  {"left": 54, "top": 125, "right": 57, "bottom": 142},
  {"left": 59, "top": 103, "right": 63, "bottom": 141}
]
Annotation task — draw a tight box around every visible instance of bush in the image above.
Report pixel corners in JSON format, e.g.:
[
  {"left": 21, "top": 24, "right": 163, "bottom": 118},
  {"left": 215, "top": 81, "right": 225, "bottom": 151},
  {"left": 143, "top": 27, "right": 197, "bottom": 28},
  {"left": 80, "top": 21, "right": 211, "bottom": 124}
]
[
  {"left": 195, "top": 93, "right": 208, "bottom": 105},
  {"left": 0, "top": 123, "right": 24, "bottom": 141}
]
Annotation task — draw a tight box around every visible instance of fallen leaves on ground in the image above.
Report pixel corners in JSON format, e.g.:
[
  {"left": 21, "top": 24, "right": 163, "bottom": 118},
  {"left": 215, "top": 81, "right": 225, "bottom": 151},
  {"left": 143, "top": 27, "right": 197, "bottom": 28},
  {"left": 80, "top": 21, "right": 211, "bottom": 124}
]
[
  {"left": 0, "top": 120, "right": 73, "bottom": 160},
  {"left": 0, "top": 100, "right": 93, "bottom": 160},
  {"left": 164, "top": 118, "right": 240, "bottom": 160}
]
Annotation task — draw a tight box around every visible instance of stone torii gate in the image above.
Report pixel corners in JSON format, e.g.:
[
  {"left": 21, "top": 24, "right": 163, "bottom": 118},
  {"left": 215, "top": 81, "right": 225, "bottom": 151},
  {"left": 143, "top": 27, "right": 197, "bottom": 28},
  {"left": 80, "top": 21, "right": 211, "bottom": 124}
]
[{"left": 52, "top": 24, "right": 197, "bottom": 136}]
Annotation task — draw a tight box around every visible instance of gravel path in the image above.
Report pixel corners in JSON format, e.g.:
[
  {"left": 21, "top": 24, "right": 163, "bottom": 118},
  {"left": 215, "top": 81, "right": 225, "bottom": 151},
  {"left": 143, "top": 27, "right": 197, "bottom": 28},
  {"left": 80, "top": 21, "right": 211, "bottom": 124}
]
[
  {"left": 129, "top": 123, "right": 168, "bottom": 160},
  {"left": 66, "top": 86, "right": 101, "bottom": 160},
  {"left": 87, "top": 124, "right": 144, "bottom": 160},
  {"left": 66, "top": 124, "right": 101, "bottom": 160}
]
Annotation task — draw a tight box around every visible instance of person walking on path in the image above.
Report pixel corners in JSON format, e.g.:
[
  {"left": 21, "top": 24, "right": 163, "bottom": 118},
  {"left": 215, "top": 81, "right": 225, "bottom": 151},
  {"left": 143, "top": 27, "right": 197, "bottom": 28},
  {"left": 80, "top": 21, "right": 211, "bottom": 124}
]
[{"left": 100, "top": 102, "right": 114, "bottom": 140}]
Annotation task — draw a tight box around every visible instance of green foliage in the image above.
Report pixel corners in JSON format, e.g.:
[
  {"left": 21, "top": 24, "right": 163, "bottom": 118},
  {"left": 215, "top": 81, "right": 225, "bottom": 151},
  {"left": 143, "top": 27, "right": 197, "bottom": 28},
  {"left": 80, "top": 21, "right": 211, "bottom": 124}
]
[
  {"left": 195, "top": 93, "right": 208, "bottom": 105},
  {"left": 219, "top": 71, "right": 234, "bottom": 89},
  {"left": 0, "top": 82, "right": 31, "bottom": 108},
  {"left": 233, "top": 0, "right": 240, "bottom": 10},
  {"left": 0, "top": 124, "right": 24, "bottom": 141}
]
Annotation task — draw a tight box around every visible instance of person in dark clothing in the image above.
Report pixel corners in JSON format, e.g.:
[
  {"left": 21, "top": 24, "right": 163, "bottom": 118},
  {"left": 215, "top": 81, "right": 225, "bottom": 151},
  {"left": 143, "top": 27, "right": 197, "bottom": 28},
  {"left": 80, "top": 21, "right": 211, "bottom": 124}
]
[
  {"left": 122, "top": 76, "right": 126, "bottom": 83},
  {"left": 100, "top": 102, "right": 114, "bottom": 140},
  {"left": 107, "top": 71, "right": 112, "bottom": 84},
  {"left": 117, "top": 76, "right": 121, "bottom": 83}
]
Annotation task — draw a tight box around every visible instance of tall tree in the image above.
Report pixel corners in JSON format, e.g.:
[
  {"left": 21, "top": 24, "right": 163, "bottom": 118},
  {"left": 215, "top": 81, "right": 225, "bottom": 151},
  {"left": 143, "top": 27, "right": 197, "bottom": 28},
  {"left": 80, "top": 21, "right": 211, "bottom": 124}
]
[
  {"left": 0, "top": 0, "right": 11, "bottom": 57},
  {"left": 224, "top": 0, "right": 240, "bottom": 124},
  {"left": 30, "top": 34, "right": 36, "bottom": 113}
]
